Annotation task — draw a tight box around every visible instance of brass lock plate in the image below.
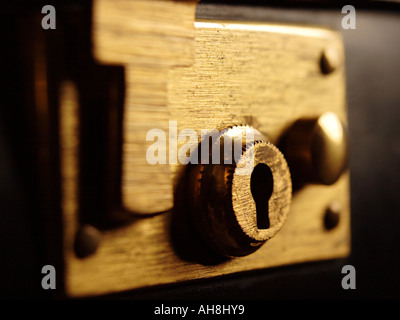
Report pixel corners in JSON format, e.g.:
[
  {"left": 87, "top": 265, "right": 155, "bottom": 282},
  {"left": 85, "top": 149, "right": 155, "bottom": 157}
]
[{"left": 61, "top": 0, "right": 350, "bottom": 297}]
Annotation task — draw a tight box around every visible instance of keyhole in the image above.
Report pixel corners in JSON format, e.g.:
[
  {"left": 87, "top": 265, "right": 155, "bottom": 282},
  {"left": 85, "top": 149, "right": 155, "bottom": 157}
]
[{"left": 250, "top": 163, "right": 274, "bottom": 230}]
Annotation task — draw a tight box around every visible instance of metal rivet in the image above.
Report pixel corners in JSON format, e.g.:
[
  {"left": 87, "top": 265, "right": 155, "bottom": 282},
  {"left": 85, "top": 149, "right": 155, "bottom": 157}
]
[
  {"left": 320, "top": 47, "right": 340, "bottom": 75},
  {"left": 74, "top": 224, "right": 102, "bottom": 258},
  {"left": 324, "top": 201, "right": 341, "bottom": 230}
]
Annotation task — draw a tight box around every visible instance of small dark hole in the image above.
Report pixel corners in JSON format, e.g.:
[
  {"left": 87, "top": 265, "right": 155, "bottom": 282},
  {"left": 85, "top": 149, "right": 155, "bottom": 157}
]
[
  {"left": 323, "top": 203, "right": 341, "bottom": 231},
  {"left": 250, "top": 163, "right": 274, "bottom": 230}
]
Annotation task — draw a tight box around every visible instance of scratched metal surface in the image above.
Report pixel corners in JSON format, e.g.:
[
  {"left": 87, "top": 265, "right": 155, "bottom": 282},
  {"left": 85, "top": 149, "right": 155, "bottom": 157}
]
[
  {"left": 107, "top": 3, "right": 400, "bottom": 299},
  {"left": 1, "top": 1, "right": 400, "bottom": 299}
]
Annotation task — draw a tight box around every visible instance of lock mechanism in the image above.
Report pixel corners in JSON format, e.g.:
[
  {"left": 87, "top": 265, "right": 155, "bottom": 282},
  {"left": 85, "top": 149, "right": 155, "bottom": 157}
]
[
  {"left": 62, "top": 1, "right": 351, "bottom": 296},
  {"left": 188, "top": 126, "right": 292, "bottom": 257}
]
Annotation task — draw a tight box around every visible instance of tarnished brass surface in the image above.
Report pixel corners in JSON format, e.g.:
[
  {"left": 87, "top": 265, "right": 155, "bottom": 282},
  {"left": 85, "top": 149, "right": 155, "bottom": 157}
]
[{"left": 61, "top": 0, "right": 350, "bottom": 297}]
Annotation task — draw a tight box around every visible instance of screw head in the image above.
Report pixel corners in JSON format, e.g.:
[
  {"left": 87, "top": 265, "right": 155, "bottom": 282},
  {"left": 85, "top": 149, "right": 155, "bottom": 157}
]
[
  {"left": 320, "top": 46, "right": 341, "bottom": 74},
  {"left": 74, "top": 224, "right": 102, "bottom": 258},
  {"left": 324, "top": 201, "right": 342, "bottom": 230}
]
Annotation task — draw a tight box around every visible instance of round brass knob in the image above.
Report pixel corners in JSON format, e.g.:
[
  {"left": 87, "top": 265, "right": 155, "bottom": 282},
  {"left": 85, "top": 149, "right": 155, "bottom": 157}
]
[
  {"left": 280, "top": 112, "right": 348, "bottom": 186},
  {"left": 187, "top": 126, "right": 292, "bottom": 257}
]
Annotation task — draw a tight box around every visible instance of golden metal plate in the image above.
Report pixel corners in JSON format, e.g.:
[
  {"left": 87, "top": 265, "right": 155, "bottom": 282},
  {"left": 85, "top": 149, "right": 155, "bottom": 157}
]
[{"left": 61, "top": 0, "right": 350, "bottom": 297}]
